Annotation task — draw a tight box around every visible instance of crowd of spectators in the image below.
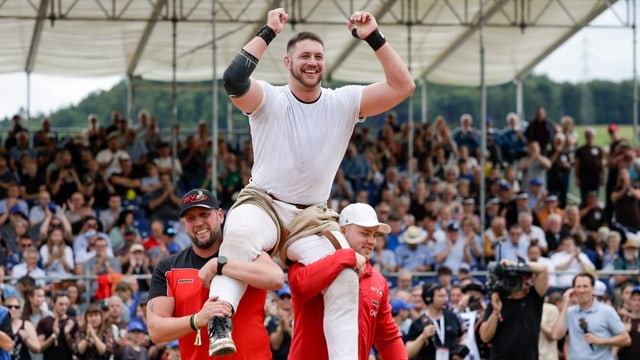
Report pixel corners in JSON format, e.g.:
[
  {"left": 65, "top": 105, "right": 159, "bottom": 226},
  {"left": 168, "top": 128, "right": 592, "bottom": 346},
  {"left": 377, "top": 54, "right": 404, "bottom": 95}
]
[{"left": 1, "top": 105, "right": 640, "bottom": 359}]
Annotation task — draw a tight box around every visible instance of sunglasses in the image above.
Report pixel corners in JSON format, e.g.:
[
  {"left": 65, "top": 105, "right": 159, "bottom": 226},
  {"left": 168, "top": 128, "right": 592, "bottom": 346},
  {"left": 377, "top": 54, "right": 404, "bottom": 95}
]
[{"left": 6, "top": 305, "right": 20, "bottom": 310}]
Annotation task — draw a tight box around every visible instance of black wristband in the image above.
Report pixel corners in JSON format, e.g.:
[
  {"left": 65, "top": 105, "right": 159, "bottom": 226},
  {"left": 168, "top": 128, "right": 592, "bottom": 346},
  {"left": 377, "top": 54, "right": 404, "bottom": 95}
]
[
  {"left": 256, "top": 25, "right": 276, "bottom": 45},
  {"left": 364, "top": 29, "right": 386, "bottom": 51},
  {"left": 189, "top": 314, "right": 198, "bottom": 331}
]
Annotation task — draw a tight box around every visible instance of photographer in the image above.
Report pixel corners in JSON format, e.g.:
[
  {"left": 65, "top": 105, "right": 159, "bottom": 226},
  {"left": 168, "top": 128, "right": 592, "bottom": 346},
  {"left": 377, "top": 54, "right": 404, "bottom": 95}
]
[
  {"left": 551, "top": 272, "right": 630, "bottom": 359},
  {"left": 405, "top": 283, "right": 467, "bottom": 360},
  {"left": 479, "top": 258, "right": 548, "bottom": 359}
]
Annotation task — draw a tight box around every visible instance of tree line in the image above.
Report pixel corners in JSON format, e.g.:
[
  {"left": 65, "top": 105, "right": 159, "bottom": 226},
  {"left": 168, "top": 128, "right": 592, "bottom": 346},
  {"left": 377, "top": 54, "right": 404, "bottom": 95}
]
[{"left": 8, "top": 74, "right": 636, "bottom": 132}]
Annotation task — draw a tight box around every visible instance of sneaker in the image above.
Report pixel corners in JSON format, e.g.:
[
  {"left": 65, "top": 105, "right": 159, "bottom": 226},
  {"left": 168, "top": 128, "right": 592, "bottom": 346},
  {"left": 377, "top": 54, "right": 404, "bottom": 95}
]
[{"left": 208, "top": 316, "right": 236, "bottom": 357}]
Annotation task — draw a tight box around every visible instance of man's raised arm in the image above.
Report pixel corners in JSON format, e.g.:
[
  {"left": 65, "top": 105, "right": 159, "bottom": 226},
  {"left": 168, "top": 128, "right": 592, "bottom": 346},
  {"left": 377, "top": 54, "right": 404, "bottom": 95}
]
[
  {"left": 222, "top": 8, "right": 288, "bottom": 114},
  {"left": 350, "top": 11, "right": 415, "bottom": 118}
]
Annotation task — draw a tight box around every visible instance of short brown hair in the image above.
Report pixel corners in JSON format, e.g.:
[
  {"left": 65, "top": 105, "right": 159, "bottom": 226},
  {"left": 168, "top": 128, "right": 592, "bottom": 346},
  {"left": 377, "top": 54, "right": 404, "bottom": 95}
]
[{"left": 287, "top": 31, "right": 324, "bottom": 53}]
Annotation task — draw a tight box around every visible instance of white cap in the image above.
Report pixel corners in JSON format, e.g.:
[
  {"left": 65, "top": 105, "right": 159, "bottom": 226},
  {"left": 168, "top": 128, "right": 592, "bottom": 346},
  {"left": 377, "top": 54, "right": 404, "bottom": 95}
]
[
  {"left": 594, "top": 280, "right": 607, "bottom": 297},
  {"left": 339, "top": 203, "right": 391, "bottom": 234}
]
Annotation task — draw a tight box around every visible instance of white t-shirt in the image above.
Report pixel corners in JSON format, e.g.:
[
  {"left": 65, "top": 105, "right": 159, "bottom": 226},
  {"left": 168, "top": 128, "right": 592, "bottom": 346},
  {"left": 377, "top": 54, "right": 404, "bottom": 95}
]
[
  {"left": 521, "top": 225, "right": 547, "bottom": 249},
  {"left": 96, "top": 148, "right": 130, "bottom": 178},
  {"left": 550, "top": 251, "right": 594, "bottom": 288},
  {"left": 249, "top": 81, "right": 363, "bottom": 205}
]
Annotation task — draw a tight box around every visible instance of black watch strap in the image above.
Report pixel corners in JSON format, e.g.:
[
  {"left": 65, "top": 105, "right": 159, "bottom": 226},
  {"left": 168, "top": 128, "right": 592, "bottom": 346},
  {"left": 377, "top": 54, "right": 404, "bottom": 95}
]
[{"left": 217, "top": 256, "right": 228, "bottom": 275}]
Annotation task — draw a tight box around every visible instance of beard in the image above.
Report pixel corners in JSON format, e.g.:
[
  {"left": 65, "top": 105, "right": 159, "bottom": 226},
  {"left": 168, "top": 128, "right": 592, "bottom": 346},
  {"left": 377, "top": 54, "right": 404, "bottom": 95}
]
[
  {"left": 190, "top": 228, "right": 221, "bottom": 250},
  {"left": 624, "top": 252, "right": 638, "bottom": 261},
  {"left": 289, "top": 64, "right": 322, "bottom": 88}
]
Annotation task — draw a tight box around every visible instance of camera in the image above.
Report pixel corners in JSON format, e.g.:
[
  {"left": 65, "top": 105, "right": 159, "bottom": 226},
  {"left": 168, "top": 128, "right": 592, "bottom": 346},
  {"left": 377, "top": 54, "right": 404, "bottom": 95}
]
[
  {"left": 486, "top": 257, "right": 531, "bottom": 296},
  {"left": 47, "top": 202, "right": 57, "bottom": 212}
]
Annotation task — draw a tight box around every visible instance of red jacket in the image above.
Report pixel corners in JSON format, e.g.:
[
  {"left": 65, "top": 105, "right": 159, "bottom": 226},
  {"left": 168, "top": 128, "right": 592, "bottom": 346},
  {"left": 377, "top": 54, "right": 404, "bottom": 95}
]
[{"left": 288, "top": 248, "right": 407, "bottom": 360}]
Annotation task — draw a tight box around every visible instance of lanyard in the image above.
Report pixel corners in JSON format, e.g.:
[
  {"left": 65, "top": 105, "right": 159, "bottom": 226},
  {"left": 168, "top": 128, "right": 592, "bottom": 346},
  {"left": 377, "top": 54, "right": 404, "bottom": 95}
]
[{"left": 434, "top": 316, "right": 445, "bottom": 345}]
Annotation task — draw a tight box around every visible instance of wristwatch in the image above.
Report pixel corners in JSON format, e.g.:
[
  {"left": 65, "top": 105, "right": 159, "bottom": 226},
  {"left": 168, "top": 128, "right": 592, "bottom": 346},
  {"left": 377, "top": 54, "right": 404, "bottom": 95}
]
[{"left": 217, "top": 256, "right": 228, "bottom": 275}]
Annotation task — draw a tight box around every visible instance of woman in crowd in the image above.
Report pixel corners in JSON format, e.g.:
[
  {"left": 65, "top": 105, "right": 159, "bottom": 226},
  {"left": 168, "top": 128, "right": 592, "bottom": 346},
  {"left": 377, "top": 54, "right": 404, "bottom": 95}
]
[
  {"left": 66, "top": 283, "right": 88, "bottom": 318},
  {"left": 460, "top": 215, "right": 484, "bottom": 267},
  {"left": 6, "top": 295, "right": 41, "bottom": 359},
  {"left": 39, "top": 227, "right": 75, "bottom": 291},
  {"left": 108, "top": 210, "right": 140, "bottom": 252},
  {"left": 74, "top": 303, "right": 114, "bottom": 360}
]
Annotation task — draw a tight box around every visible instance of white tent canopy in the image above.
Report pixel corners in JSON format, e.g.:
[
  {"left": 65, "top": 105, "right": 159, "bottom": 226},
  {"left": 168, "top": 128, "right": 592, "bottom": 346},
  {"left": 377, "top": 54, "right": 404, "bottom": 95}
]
[{"left": 0, "top": 0, "right": 627, "bottom": 86}]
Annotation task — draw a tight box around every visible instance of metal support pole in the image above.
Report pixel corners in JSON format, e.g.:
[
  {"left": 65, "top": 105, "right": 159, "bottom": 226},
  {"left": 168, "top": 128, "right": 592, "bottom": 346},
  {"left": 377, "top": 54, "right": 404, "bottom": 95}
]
[
  {"left": 170, "top": 0, "right": 179, "bottom": 187},
  {"left": 26, "top": 72, "right": 31, "bottom": 130},
  {"left": 127, "top": 76, "right": 134, "bottom": 124},
  {"left": 516, "top": 79, "right": 524, "bottom": 124},
  {"left": 407, "top": 21, "right": 414, "bottom": 185},
  {"left": 479, "top": 0, "right": 487, "bottom": 254},
  {"left": 420, "top": 78, "right": 427, "bottom": 124},
  {"left": 226, "top": 101, "right": 233, "bottom": 145},
  {"left": 211, "top": 0, "right": 219, "bottom": 195},
  {"left": 633, "top": 0, "right": 638, "bottom": 146}
]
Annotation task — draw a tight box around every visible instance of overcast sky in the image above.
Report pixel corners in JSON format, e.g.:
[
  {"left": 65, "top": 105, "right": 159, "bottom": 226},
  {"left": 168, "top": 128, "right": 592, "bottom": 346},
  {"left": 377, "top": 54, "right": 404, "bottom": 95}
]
[{"left": 0, "top": 1, "right": 636, "bottom": 120}]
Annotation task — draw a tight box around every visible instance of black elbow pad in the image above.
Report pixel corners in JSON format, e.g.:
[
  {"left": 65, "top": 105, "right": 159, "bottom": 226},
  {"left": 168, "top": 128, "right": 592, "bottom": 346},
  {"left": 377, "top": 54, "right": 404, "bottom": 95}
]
[{"left": 223, "top": 49, "right": 258, "bottom": 97}]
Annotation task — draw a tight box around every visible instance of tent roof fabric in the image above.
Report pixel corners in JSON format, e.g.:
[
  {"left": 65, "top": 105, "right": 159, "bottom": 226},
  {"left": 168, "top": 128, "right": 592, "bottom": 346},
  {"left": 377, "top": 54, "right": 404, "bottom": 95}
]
[{"left": 0, "top": 0, "right": 620, "bottom": 86}]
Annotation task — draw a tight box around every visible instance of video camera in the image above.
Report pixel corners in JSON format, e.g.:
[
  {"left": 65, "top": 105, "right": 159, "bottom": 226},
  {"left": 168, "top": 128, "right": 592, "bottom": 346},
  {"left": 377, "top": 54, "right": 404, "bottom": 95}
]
[{"left": 486, "top": 257, "right": 532, "bottom": 296}]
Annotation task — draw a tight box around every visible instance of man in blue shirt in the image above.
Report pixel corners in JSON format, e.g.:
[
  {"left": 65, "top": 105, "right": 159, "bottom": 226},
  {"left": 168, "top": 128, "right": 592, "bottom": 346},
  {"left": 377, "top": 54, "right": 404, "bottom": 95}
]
[
  {"left": 552, "top": 272, "right": 630, "bottom": 359},
  {"left": 395, "top": 226, "right": 434, "bottom": 272},
  {"left": 498, "top": 224, "right": 529, "bottom": 262}
]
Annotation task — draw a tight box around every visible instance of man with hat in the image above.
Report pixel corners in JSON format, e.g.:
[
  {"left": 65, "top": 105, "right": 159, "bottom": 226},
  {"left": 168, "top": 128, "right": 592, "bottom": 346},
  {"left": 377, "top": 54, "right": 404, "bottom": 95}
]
[
  {"left": 149, "top": 226, "right": 181, "bottom": 268},
  {"left": 267, "top": 283, "right": 293, "bottom": 360},
  {"left": 287, "top": 203, "right": 407, "bottom": 359},
  {"left": 537, "top": 194, "right": 564, "bottom": 231},
  {"left": 391, "top": 298, "right": 414, "bottom": 338},
  {"left": 485, "top": 197, "right": 501, "bottom": 227},
  {"left": 395, "top": 225, "right": 434, "bottom": 272},
  {"left": 147, "top": 189, "right": 285, "bottom": 360},
  {"left": 613, "top": 236, "right": 640, "bottom": 286},
  {"left": 121, "top": 243, "right": 152, "bottom": 298},
  {"left": 528, "top": 178, "right": 546, "bottom": 212},
  {"left": 506, "top": 191, "right": 541, "bottom": 228},
  {"left": 123, "top": 320, "right": 149, "bottom": 360}
]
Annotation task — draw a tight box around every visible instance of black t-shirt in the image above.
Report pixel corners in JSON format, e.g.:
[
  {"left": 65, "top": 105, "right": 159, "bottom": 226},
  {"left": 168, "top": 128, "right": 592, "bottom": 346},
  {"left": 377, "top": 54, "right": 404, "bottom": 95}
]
[
  {"left": 618, "top": 317, "right": 640, "bottom": 360},
  {"left": 482, "top": 289, "right": 544, "bottom": 360},
  {"left": 613, "top": 184, "right": 640, "bottom": 226},
  {"left": 406, "top": 310, "right": 463, "bottom": 360},
  {"left": 580, "top": 206, "right": 607, "bottom": 232},
  {"left": 574, "top": 144, "right": 603, "bottom": 184},
  {"left": 36, "top": 315, "right": 78, "bottom": 360}
]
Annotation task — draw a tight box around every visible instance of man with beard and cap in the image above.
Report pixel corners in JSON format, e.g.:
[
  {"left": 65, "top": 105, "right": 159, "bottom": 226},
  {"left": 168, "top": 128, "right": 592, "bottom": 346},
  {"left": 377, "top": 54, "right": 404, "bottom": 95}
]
[{"left": 146, "top": 189, "right": 285, "bottom": 360}]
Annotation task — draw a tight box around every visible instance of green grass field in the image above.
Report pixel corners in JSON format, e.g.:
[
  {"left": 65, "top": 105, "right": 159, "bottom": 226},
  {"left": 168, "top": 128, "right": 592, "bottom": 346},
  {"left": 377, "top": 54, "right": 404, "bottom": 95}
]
[
  {"left": 565, "top": 125, "right": 636, "bottom": 204},
  {"left": 574, "top": 124, "right": 636, "bottom": 148}
]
